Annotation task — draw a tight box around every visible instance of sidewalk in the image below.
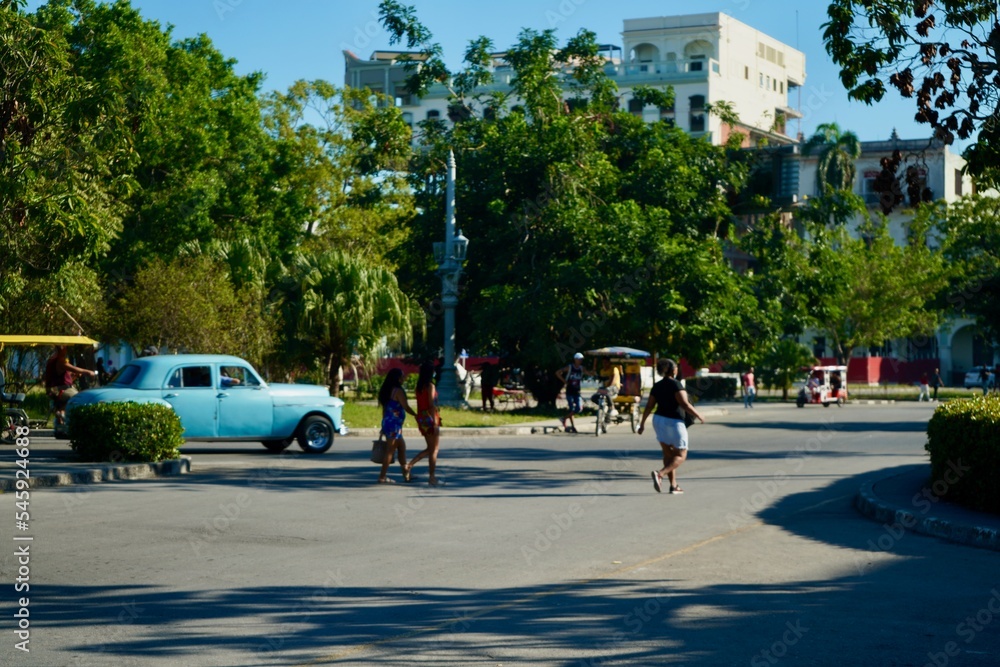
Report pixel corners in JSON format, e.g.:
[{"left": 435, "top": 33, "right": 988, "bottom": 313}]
[{"left": 855, "top": 463, "right": 1000, "bottom": 552}]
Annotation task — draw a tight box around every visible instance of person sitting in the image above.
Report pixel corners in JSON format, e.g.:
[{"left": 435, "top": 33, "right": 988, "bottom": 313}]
[{"left": 220, "top": 367, "right": 242, "bottom": 387}]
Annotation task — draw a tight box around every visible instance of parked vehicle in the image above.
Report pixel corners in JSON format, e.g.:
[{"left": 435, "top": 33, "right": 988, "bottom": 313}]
[
  {"left": 66, "top": 354, "right": 345, "bottom": 453},
  {"left": 585, "top": 346, "right": 650, "bottom": 436},
  {"left": 796, "top": 365, "right": 848, "bottom": 408},
  {"left": 963, "top": 366, "right": 996, "bottom": 390}
]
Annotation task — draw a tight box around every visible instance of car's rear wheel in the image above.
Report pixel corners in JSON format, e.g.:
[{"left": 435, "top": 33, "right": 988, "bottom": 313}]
[
  {"left": 296, "top": 415, "right": 334, "bottom": 454},
  {"left": 261, "top": 439, "right": 291, "bottom": 453}
]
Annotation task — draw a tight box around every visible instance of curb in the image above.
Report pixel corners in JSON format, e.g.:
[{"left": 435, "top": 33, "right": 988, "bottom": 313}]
[
  {"left": 854, "top": 476, "right": 1000, "bottom": 552},
  {"left": 849, "top": 400, "right": 897, "bottom": 405},
  {"left": 347, "top": 426, "right": 556, "bottom": 438},
  {"left": 0, "top": 457, "right": 192, "bottom": 491}
]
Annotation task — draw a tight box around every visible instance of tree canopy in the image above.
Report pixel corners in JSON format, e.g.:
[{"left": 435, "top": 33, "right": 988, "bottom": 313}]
[{"left": 823, "top": 1, "right": 1000, "bottom": 186}]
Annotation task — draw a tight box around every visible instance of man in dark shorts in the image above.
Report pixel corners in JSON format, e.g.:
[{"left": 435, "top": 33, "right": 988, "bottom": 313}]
[
  {"left": 637, "top": 358, "right": 704, "bottom": 494},
  {"left": 556, "top": 353, "right": 585, "bottom": 433}
]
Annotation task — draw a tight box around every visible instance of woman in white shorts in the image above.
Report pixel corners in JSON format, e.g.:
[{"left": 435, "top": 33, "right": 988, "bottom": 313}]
[{"left": 637, "top": 358, "right": 704, "bottom": 494}]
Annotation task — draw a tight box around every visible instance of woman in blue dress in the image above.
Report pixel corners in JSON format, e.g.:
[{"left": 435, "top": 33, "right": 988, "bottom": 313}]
[{"left": 378, "top": 368, "right": 417, "bottom": 484}]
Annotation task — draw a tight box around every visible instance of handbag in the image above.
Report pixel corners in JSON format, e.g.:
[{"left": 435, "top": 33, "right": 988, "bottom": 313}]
[
  {"left": 370, "top": 432, "right": 395, "bottom": 464},
  {"left": 682, "top": 408, "right": 696, "bottom": 428}
]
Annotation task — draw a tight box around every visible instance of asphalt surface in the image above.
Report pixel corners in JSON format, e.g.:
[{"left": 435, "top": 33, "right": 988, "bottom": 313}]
[{"left": 1, "top": 401, "right": 999, "bottom": 666}]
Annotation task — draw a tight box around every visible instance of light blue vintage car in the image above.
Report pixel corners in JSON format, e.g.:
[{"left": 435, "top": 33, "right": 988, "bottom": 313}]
[{"left": 66, "top": 354, "right": 344, "bottom": 454}]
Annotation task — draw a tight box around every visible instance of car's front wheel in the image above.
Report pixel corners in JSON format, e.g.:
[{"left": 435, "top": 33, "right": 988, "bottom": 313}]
[
  {"left": 261, "top": 439, "right": 291, "bottom": 453},
  {"left": 296, "top": 415, "right": 334, "bottom": 454}
]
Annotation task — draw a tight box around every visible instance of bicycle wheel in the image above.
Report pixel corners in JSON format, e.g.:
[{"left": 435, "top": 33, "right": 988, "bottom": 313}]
[
  {"left": 594, "top": 402, "right": 605, "bottom": 437},
  {"left": 2, "top": 409, "right": 29, "bottom": 445}
]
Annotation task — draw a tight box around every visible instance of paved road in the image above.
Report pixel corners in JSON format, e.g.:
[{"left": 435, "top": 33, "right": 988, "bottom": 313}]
[{"left": 3, "top": 402, "right": 999, "bottom": 666}]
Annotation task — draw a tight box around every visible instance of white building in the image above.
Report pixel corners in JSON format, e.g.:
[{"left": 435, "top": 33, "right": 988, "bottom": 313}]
[{"left": 344, "top": 12, "right": 806, "bottom": 147}]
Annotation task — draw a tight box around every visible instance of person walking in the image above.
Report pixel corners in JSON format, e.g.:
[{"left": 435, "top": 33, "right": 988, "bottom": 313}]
[
  {"left": 979, "top": 366, "right": 990, "bottom": 396},
  {"left": 480, "top": 362, "right": 499, "bottom": 412},
  {"left": 742, "top": 367, "right": 756, "bottom": 409},
  {"left": 377, "top": 369, "right": 416, "bottom": 484},
  {"left": 917, "top": 372, "right": 930, "bottom": 402},
  {"left": 406, "top": 362, "right": 443, "bottom": 486},
  {"left": 638, "top": 358, "right": 704, "bottom": 495},
  {"left": 555, "top": 353, "right": 586, "bottom": 433},
  {"left": 931, "top": 368, "right": 943, "bottom": 401}
]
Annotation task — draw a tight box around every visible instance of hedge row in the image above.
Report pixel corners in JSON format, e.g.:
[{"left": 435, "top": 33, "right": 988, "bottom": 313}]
[
  {"left": 925, "top": 395, "right": 1000, "bottom": 513},
  {"left": 68, "top": 402, "right": 184, "bottom": 463}
]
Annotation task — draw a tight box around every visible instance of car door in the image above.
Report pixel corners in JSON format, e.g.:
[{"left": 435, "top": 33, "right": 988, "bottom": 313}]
[
  {"left": 161, "top": 365, "right": 218, "bottom": 438},
  {"left": 216, "top": 364, "right": 273, "bottom": 438}
]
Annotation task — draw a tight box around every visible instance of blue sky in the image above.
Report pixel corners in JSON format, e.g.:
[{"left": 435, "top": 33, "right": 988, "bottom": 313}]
[{"left": 28, "top": 0, "right": 932, "bottom": 143}]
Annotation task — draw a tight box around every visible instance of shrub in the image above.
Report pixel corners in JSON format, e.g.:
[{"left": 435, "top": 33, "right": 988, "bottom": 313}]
[
  {"left": 684, "top": 376, "right": 737, "bottom": 402},
  {"left": 925, "top": 395, "right": 1000, "bottom": 513},
  {"left": 68, "top": 402, "right": 185, "bottom": 463}
]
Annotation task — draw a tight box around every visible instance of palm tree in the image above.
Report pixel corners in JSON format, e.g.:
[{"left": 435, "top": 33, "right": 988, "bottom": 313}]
[
  {"left": 280, "top": 250, "right": 424, "bottom": 396},
  {"left": 802, "top": 122, "right": 862, "bottom": 194}
]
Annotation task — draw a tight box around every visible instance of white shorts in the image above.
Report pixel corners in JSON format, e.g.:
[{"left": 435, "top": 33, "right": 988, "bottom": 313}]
[{"left": 652, "top": 415, "right": 688, "bottom": 450}]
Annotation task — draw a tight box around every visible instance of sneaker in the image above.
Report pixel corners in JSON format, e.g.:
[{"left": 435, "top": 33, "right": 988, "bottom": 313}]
[
  {"left": 651, "top": 471, "right": 662, "bottom": 493},
  {"left": 669, "top": 486, "right": 684, "bottom": 495}
]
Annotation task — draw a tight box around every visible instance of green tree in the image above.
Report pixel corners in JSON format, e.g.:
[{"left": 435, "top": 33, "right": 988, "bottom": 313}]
[
  {"left": 262, "top": 81, "right": 414, "bottom": 264},
  {"left": 759, "top": 340, "right": 817, "bottom": 400},
  {"left": 807, "top": 214, "right": 950, "bottom": 362},
  {"left": 802, "top": 122, "right": 862, "bottom": 193},
  {"left": 107, "top": 255, "right": 247, "bottom": 357},
  {"left": 823, "top": 1, "right": 1000, "bottom": 186},
  {"left": 279, "top": 250, "right": 424, "bottom": 396},
  {"left": 930, "top": 195, "right": 1000, "bottom": 343},
  {"left": 0, "top": 0, "right": 135, "bottom": 313}
]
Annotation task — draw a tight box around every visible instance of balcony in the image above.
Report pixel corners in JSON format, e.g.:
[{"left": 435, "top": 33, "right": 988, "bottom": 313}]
[{"left": 605, "top": 58, "right": 720, "bottom": 83}]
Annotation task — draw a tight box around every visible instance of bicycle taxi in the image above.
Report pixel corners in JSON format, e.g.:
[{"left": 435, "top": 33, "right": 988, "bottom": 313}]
[
  {"left": 585, "top": 346, "right": 650, "bottom": 437},
  {"left": 1, "top": 334, "right": 99, "bottom": 443}
]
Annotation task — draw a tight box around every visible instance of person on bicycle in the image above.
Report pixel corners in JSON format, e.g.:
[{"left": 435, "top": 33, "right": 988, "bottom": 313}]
[{"left": 44, "top": 346, "right": 97, "bottom": 428}]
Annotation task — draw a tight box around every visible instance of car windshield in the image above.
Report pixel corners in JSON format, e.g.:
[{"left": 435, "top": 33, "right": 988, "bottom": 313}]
[{"left": 110, "top": 365, "right": 140, "bottom": 386}]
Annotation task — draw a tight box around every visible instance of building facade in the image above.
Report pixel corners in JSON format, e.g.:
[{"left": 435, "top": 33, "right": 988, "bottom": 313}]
[{"left": 344, "top": 12, "right": 806, "bottom": 147}]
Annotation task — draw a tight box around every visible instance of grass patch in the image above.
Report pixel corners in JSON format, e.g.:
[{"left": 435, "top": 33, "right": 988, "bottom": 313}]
[{"left": 341, "top": 401, "right": 564, "bottom": 429}]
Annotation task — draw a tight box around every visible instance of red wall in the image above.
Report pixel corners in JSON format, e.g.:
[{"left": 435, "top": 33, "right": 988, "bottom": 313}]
[{"left": 819, "top": 357, "right": 941, "bottom": 385}]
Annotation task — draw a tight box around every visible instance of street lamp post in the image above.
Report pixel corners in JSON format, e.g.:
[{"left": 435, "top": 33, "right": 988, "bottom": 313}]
[{"left": 433, "top": 150, "right": 469, "bottom": 407}]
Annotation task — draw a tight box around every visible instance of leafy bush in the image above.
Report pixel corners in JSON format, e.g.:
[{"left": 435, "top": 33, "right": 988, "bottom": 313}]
[
  {"left": 684, "top": 376, "right": 737, "bottom": 402},
  {"left": 68, "top": 402, "right": 185, "bottom": 463},
  {"left": 925, "top": 396, "right": 1000, "bottom": 513}
]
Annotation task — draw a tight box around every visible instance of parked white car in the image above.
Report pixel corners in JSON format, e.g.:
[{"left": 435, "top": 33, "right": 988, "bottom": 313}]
[{"left": 963, "top": 366, "right": 996, "bottom": 390}]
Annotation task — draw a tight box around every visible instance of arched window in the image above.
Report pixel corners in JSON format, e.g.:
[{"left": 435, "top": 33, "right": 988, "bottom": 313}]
[{"left": 427, "top": 109, "right": 440, "bottom": 120}]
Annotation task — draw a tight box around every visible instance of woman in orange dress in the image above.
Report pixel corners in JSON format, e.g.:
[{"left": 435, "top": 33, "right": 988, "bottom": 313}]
[{"left": 406, "top": 361, "right": 443, "bottom": 486}]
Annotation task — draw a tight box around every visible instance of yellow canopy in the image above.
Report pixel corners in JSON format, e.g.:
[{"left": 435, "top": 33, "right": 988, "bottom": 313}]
[{"left": 0, "top": 335, "right": 99, "bottom": 348}]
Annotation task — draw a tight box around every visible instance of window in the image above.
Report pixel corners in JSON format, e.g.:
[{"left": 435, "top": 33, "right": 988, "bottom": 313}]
[
  {"left": 628, "top": 98, "right": 645, "bottom": 116},
  {"left": 219, "top": 365, "right": 260, "bottom": 388},
  {"left": 690, "top": 55, "right": 705, "bottom": 72},
  {"left": 112, "top": 365, "right": 140, "bottom": 386},
  {"left": 689, "top": 95, "right": 706, "bottom": 132},
  {"left": 780, "top": 81, "right": 784, "bottom": 94},
  {"left": 745, "top": 66, "right": 749, "bottom": 80},
  {"left": 167, "top": 366, "right": 212, "bottom": 388},
  {"left": 402, "top": 112, "right": 413, "bottom": 128},
  {"left": 426, "top": 109, "right": 440, "bottom": 120},
  {"left": 813, "top": 337, "right": 826, "bottom": 359},
  {"left": 759, "top": 73, "right": 764, "bottom": 88},
  {"left": 955, "top": 169, "right": 964, "bottom": 196}
]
